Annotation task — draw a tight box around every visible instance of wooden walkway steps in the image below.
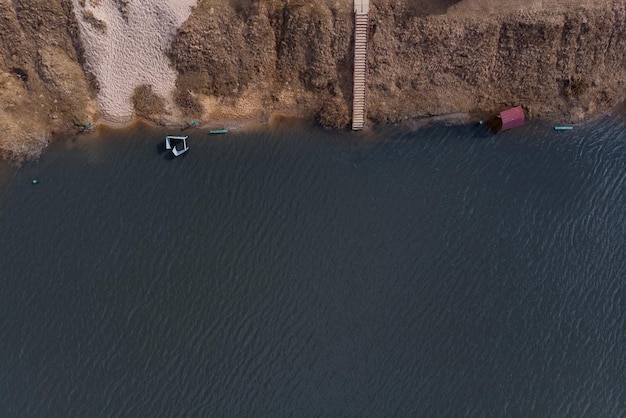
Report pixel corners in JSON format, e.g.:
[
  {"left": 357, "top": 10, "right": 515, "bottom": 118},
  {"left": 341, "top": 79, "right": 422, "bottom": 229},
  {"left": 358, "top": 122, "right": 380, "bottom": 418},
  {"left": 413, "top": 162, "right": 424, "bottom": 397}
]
[{"left": 352, "top": 1, "right": 369, "bottom": 130}]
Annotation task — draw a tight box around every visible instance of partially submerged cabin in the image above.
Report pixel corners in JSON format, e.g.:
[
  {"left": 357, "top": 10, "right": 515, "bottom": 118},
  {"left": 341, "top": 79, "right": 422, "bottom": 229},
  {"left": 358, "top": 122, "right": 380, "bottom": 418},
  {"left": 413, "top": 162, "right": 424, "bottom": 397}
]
[
  {"left": 499, "top": 106, "right": 525, "bottom": 131},
  {"left": 483, "top": 106, "right": 525, "bottom": 134},
  {"left": 165, "top": 135, "right": 189, "bottom": 157}
]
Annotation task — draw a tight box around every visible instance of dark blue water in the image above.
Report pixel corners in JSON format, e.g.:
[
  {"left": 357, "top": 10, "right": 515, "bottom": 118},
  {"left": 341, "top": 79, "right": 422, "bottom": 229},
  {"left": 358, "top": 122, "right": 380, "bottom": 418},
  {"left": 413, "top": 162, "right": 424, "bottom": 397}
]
[{"left": 1, "top": 118, "right": 625, "bottom": 417}]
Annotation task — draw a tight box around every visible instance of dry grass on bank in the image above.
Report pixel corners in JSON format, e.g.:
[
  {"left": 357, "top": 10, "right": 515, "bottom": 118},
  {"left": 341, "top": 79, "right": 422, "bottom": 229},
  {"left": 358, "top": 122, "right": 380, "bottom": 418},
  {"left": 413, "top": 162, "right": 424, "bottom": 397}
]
[{"left": 131, "top": 84, "right": 166, "bottom": 119}]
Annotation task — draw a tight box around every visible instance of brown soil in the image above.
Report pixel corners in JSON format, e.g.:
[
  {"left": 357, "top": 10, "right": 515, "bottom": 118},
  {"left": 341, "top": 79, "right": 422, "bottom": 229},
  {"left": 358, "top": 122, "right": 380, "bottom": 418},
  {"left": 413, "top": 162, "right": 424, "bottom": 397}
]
[
  {"left": 1, "top": 0, "right": 626, "bottom": 163},
  {"left": 170, "top": 0, "right": 626, "bottom": 128},
  {"left": 0, "top": 0, "right": 97, "bottom": 164}
]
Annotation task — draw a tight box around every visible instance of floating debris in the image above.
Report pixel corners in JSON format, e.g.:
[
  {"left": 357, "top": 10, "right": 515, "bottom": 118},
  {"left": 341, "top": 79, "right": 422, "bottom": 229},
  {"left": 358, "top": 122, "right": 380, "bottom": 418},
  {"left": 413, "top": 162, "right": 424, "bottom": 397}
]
[
  {"left": 181, "top": 120, "right": 197, "bottom": 131},
  {"left": 12, "top": 68, "right": 28, "bottom": 82},
  {"left": 78, "top": 121, "right": 93, "bottom": 134},
  {"left": 209, "top": 129, "right": 228, "bottom": 134}
]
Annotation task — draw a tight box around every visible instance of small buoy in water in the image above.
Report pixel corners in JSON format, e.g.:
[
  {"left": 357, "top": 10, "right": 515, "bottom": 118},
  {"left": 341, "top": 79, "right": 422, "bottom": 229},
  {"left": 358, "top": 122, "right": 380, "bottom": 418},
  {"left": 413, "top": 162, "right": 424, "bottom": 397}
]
[{"left": 32, "top": 179, "right": 39, "bottom": 185}]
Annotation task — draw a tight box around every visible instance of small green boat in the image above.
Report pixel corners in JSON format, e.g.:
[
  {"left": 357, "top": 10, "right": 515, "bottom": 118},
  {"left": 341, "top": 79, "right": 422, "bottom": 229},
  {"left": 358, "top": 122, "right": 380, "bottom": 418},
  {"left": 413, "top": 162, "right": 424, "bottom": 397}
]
[
  {"left": 210, "top": 129, "right": 228, "bottom": 134},
  {"left": 554, "top": 126, "right": 573, "bottom": 131}
]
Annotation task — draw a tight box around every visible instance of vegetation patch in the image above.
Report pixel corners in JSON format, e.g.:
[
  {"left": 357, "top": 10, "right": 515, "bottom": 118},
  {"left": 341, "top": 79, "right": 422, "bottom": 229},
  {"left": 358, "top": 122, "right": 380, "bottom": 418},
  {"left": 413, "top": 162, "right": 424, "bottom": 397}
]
[
  {"left": 83, "top": 11, "right": 107, "bottom": 32},
  {"left": 173, "top": 75, "right": 205, "bottom": 118},
  {"left": 316, "top": 95, "right": 349, "bottom": 130},
  {"left": 131, "top": 84, "right": 165, "bottom": 119},
  {"left": 562, "top": 76, "right": 589, "bottom": 98},
  {"left": 114, "top": 0, "right": 130, "bottom": 22}
]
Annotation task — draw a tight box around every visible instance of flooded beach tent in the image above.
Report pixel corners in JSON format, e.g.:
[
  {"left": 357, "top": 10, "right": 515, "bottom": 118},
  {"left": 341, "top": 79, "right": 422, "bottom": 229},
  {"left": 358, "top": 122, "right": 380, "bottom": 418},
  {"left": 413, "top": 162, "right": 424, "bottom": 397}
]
[
  {"left": 498, "top": 106, "right": 525, "bottom": 131},
  {"left": 165, "top": 135, "right": 189, "bottom": 157}
]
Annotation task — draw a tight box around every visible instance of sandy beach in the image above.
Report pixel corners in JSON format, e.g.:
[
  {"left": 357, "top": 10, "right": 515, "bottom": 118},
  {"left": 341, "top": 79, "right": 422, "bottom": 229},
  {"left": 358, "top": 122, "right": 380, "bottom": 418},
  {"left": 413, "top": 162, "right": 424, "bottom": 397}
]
[{"left": 72, "top": 0, "right": 197, "bottom": 124}]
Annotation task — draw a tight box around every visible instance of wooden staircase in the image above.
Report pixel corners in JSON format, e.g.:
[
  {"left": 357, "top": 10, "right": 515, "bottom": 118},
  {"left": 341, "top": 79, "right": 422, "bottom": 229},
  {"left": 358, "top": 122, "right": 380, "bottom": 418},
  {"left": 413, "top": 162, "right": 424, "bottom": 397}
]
[{"left": 352, "top": 2, "right": 369, "bottom": 130}]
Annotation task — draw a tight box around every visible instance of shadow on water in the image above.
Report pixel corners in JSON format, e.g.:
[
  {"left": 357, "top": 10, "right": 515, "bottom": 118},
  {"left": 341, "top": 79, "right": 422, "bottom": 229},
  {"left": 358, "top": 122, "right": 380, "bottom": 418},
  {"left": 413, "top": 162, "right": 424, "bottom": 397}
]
[
  {"left": 161, "top": 147, "right": 191, "bottom": 161},
  {"left": 156, "top": 141, "right": 167, "bottom": 154},
  {"left": 470, "top": 121, "right": 495, "bottom": 139},
  {"left": 0, "top": 160, "right": 12, "bottom": 192},
  {"left": 163, "top": 151, "right": 177, "bottom": 161}
]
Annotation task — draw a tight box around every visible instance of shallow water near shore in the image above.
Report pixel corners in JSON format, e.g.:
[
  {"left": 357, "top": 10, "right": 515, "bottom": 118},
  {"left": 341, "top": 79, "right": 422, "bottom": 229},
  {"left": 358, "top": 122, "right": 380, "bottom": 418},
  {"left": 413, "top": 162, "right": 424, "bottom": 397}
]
[{"left": 1, "top": 118, "right": 625, "bottom": 416}]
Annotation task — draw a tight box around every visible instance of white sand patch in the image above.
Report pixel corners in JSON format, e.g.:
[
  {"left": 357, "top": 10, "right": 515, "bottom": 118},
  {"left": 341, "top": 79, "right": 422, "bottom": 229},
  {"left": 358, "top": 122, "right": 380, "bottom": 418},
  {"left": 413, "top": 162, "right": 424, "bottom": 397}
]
[{"left": 72, "top": 0, "right": 196, "bottom": 123}]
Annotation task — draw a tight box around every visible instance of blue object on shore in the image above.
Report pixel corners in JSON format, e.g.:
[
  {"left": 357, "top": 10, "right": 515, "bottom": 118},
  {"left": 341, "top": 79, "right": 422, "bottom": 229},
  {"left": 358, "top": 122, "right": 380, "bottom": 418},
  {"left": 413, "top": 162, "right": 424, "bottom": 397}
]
[
  {"left": 32, "top": 179, "right": 39, "bottom": 184},
  {"left": 210, "top": 129, "right": 228, "bottom": 134},
  {"left": 554, "top": 126, "right": 573, "bottom": 131}
]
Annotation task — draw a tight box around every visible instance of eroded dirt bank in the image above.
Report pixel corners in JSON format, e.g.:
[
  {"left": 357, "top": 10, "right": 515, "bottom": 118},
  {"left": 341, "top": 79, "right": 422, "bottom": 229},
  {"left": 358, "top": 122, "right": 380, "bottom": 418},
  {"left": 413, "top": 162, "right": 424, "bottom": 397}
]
[
  {"left": 0, "top": 0, "right": 97, "bottom": 163},
  {"left": 1, "top": 0, "right": 626, "bottom": 162}
]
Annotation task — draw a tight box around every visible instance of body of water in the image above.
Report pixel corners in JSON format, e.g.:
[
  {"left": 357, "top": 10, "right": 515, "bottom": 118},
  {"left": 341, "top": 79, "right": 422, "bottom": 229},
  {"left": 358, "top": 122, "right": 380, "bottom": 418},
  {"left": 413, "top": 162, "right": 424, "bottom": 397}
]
[{"left": 1, "top": 118, "right": 625, "bottom": 416}]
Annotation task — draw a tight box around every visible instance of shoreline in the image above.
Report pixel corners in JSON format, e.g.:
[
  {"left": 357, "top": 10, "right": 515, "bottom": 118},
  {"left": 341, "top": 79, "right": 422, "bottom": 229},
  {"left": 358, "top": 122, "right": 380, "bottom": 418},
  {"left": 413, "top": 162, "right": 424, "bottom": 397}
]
[
  {"left": 80, "top": 110, "right": 314, "bottom": 138},
  {"left": 0, "top": 105, "right": 621, "bottom": 170},
  {"left": 80, "top": 104, "right": 621, "bottom": 138},
  {"left": 4, "top": 0, "right": 626, "bottom": 166}
]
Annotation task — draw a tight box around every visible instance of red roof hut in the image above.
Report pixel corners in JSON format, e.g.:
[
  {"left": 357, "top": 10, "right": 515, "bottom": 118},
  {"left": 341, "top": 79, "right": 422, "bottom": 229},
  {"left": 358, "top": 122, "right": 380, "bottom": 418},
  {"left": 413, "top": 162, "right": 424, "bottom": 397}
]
[{"left": 498, "top": 106, "right": 525, "bottom": 131}]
